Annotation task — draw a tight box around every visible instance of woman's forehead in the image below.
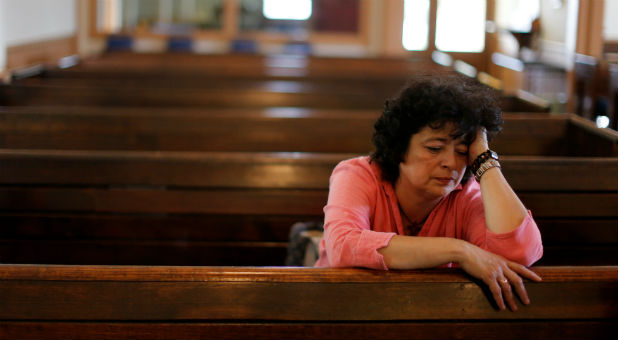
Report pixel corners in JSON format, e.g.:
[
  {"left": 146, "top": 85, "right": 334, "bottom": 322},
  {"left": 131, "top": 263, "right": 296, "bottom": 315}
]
[{"left": 417, "top": 122, "right": 465, "bottom": 139}]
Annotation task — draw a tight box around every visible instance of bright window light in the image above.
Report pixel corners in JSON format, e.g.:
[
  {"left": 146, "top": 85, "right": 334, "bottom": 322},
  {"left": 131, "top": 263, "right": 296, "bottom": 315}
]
[
  {"left": 402, "top": 0, "right": 430, "bottom": 51},
  {"left": 263, "top": 0, "right": 312, "bottom": 20},
  {"left": 596, "top": 115, "right": 610, "bottom": 128},
  {"left": 435, "top": 0, "right": 486, "bottom": 52}
]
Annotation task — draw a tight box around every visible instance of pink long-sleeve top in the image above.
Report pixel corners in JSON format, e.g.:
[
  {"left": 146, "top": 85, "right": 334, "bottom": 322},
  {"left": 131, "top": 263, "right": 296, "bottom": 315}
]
[{"left": 314, "top": 156, "right": 543, "bottom": 270}]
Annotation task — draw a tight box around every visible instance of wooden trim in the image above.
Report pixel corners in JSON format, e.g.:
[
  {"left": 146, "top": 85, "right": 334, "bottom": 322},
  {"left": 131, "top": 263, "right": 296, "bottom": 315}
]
[
  {"left": 222, "top": 0, "right": 239, "bottom": 39},
  {"left": 568, "top": 112, "right": 618, "bottom": 142},
  {"left": 6, "top": 36, "right": 78, "bottom": 72},
  {"left": 356, "top": 0, "right": 371, "bottom": 46},
  {"left": 88, "top": 0, "right": 104, "bottom": 38},
  {"left": 0, "top": 321, "right": 614, "bottom": 340},
  {"left": 1, "top": 265, "right": 615, "bottom": 283},
  {"left": 381, "top": 0, "right": 406, "bottom": 57},
  {"left": 576, "top": 0, "right": 605, "bottom": 58},
  {"left": 428, "top": 0, "right": 437, "bottom": 52},
  {"left": 0, "top": 265, "right": 616, "bottom": 330},
  {"left": 230, "top": 31, "right": 365, "bottom": 46}
]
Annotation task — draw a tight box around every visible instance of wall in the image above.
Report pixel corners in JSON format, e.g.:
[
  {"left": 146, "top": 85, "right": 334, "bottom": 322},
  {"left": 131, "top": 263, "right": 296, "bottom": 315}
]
[
  {"left": 0, "top": 0, "right": 6, "bottom": 75},
  {"left": 0, "top": 0, "right": 77, "bottom": 75},
  {"left": 3, "top": 0, "right": 76, "bottom": 45},
  {"left": 605, "top": 0, "right": 618, "bottom": 40},
  {"left": 537, "top": 0, "right": 578, "bottom": 69}
]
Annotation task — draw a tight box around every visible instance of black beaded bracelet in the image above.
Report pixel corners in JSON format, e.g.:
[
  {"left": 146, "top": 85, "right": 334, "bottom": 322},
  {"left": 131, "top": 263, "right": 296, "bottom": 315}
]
[{"left": 470, "top": 150, "right": 498, "bottom": 174}]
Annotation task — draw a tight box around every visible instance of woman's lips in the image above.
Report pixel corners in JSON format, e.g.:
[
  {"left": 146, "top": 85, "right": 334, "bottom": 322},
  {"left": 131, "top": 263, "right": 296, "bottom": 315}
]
[{"left": 434, "top": 177, "right": 454, "bottom": 185}]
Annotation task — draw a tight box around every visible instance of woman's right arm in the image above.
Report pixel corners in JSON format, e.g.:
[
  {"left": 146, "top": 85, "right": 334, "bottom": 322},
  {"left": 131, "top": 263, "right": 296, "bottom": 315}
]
[{"left": 321, "top": 160, "right": 396, "bottom": 270}]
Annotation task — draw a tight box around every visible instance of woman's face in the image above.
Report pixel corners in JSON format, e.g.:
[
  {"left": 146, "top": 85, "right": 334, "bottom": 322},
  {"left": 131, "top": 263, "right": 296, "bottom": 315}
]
[{"left": 397, "top": 122, "right": 469, "bottom": 200}]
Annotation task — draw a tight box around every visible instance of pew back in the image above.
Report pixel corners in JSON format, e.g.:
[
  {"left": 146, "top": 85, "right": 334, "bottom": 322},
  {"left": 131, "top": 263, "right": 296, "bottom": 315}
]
[
  {"left": 1, "top": 265, "right": 616, "bottom": 340},
  {"left": 0, "top": 148, "right": 616, "bottom": 266},
  {"left": 5, "top": 52, "right": 551, "bottom": 112},
  {"left": 0, "top": 109, "right": 611, "bottom": 156}
]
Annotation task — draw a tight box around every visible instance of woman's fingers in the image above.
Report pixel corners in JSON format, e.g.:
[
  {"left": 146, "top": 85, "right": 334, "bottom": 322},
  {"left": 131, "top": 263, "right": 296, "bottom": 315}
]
[
  {"left": 461, "top": 244, "right": 542, "bottom": 312},
  {"left": 509, "top": 262, "right": 542, "bottom": 282},
  {"left": 502, "top": 262, "right": 543, "bottom": 309},
  {"left": 498, "top": 276, "right": 518, "bottom": 311},
  {"left": 487, "top": 279, "right": 506, "bottom": 310}
]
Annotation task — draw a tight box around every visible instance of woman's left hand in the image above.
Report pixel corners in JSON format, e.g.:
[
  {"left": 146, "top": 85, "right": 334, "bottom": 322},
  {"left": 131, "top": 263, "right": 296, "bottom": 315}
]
[
  {"left": 458, "top": 241, "right": 543, "bottom": 311},
  {"left": 468, "top": 127, "right": 489, "bottom": 164}
]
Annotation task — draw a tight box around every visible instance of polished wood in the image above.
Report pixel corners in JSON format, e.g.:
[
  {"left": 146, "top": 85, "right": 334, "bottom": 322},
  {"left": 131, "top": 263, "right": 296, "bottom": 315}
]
[
  {"left": 0, "top": 265, "right": 616, "bottom": 339},
  {"left": 1, "top": 109, "right": 606, "bottom": 156},
  {"left": 0, "top": 52, "right": 611, "bottom": 266},
  {"left": 5, "top": 36, "right": 77, "bottom": 71},
  {"left": 0, "top": 321, "right": 614, "bottom": 340},
  {"left": 0, "top": 150, "right": 616, "bottom": 266},
  {"left": 0, "top": 150, "right": 615, "bottom": 192},
  {"left": 0, "top": 83, "right": 549, "bottom": 112},
  {"left": 57, "top": 52, "right": 445, "bottom": 79},
  {"left": 19, "top": 71, "right": 408, "bottom": 95},
  {"left": 4, "top": 51, "right": 550, "bottom": 112},
  {"left": 0, "top": 84, "right": 388, "bottom": 109}
]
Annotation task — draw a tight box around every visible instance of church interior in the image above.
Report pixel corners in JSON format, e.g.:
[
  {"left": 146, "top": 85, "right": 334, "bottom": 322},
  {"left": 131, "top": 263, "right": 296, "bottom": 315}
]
[{"left": 0, "top": 1, "right": 617, "bottom": 339}]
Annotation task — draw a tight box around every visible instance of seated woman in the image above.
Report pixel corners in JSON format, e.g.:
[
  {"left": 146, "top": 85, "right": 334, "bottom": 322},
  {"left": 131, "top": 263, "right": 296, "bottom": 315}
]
[{"left": 315, "top": 73, "right": 543, "bottom": 311}]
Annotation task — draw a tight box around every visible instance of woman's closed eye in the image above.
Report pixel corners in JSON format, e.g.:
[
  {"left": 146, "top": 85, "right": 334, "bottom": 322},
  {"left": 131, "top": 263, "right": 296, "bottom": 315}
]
[
  {"left": 425, "top": 146, "right": 468, "bottom": 156},
  {"left": 425, "top": 146, "right": 442, "bottom": 153}
]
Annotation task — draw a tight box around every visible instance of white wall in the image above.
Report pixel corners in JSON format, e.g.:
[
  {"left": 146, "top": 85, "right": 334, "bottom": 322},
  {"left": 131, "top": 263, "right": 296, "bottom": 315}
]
[
  {"left": 534, "top": 0, "right": 578, "bottom": 69},
  {"left": 605, "top": 0, "right": 618, "bottom": 40},
  {"left": 2, "top": 0, "right": 76, "bottom": 47},
  {"left": 0, "top": 0, "right": 6, "bottom": 73}
]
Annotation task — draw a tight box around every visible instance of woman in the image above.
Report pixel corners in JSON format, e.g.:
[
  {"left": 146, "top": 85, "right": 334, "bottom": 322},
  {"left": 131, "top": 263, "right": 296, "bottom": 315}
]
[{"left": 315, "top": 74, "right": 543, "bottom": 311}]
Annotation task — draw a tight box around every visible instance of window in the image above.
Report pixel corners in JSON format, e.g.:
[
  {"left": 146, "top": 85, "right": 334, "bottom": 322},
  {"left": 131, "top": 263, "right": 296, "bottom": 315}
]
[
  {"left": 263, "top": 0, "right": 312, "bottom": 20},
  {"left": 402, "top": 0, "right": 429, "bottom": 51},
  {"left": 402, "top": 0, "right": 487, "bottom": 53},
  {"left": 95, "top": 0, "right": 224, "bottom": 34},
  {"left": 93, "top": 0, "right": 364, "bottom": 46},
  {"left": 239, "top": 0, "right": 359, "bottom": 34},
  {"left": 435, "top": 0, "right": 486, "bottom": 52}
]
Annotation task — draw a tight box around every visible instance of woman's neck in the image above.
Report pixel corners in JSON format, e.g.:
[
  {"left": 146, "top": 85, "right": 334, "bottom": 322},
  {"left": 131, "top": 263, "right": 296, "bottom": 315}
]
[{"left": 394, "top": 178, "right": 442, "bottom": 224}]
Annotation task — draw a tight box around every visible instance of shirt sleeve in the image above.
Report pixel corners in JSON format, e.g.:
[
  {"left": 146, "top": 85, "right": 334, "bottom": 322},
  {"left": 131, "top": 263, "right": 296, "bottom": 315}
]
[
  {"left": 461, "top": 182, "right": 544, "bottom": 267},
  {"left": 320, "top": 161, "right": 396, "bottom": 270}
]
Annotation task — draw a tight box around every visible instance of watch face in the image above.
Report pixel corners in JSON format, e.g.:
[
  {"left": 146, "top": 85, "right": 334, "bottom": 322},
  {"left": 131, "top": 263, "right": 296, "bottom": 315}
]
[{"left": 489, "top": 150, "right": 499, "bottom": 160}]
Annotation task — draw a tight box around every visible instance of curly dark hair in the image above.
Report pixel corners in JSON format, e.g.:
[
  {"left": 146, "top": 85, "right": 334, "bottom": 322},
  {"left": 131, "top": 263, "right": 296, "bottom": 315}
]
[{"left": 370, "top": 73, "right": 503, "bottom": 184}]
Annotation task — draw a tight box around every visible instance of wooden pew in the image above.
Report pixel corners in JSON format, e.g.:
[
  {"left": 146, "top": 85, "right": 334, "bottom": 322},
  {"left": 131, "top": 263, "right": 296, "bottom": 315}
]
[
  {"left": 573, "top": 54, "right": 600, "bottom": 121},
  {"left": 1, "top": 265, "right": 616, "bottom": 340},
  {"left": 0, "top": 111, "right": 615, "bottom": 266},
  {"left": 50, "top": 52, "right": 445, "bottom": 80},
  {"left": 0, "top": 108, "right": 601, "bottom": 155},
  {"left": 6, "top": 52, "right": 551, "bottom": 113},
  {"left": 608, "top": 61, "right": 617, "bottom": 130},
  {"left": 18, "top": 70, "right": 408, "bottom": 95},
  {"left": 0, "top": 83, "right": 390, "bottom": 110},
  {"left": 0, "top": 81, "right": 550, "bottom": 113},
  {"left": 0, "top": 149, "right": 616, "bottom": 266}
]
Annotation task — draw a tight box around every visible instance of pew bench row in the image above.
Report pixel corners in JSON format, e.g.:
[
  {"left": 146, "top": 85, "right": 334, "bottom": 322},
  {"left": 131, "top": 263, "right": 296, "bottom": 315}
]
[
  {"left": 1, "top": 265, "right": 616, "bottom": 340},
  {"left": 1, "top": 150, "right": 616, "bottom": 266},
  {"left": 1, "top": 109, "right": 613, "bottom": 156},
  {"left": 0, "top": 83, "right": 549, "bottom": 112},
  {"left": 4, "top": 51, "right": 551, "bottom": 112}
]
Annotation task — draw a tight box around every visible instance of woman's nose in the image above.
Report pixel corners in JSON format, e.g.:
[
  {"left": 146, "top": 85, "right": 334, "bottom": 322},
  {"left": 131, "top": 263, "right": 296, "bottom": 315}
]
[{"left": 440, "top": 150, "right": 457, "bottom": 169}]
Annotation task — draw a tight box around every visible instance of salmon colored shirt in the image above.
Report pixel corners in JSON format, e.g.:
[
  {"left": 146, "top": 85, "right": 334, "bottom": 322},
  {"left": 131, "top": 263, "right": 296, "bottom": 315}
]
[{"left": 315, "top": 156, "right": 543, "bottom": 270}]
